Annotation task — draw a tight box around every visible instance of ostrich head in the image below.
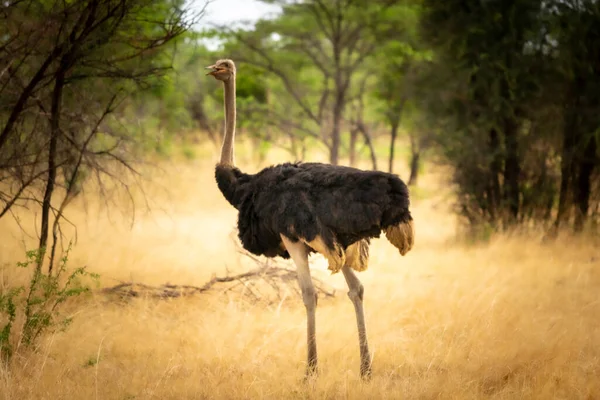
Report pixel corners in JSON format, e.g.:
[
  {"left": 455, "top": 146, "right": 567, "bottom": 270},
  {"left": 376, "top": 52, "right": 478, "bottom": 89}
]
[{"left": 206, "top": 59, "right": 236, "bottom": 81}]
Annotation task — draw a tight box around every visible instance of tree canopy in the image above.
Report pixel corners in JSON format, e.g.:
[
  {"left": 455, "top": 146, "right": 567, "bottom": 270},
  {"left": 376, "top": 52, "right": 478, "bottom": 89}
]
[{"left": 2, "top": 0, "right": 599, "bottom": 258}]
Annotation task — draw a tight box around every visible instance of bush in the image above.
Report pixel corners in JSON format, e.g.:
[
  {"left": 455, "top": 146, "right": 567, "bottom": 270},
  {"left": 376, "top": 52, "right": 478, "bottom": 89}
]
[{"left": 0, "top": 245, "right": 98, "bottom": 365}]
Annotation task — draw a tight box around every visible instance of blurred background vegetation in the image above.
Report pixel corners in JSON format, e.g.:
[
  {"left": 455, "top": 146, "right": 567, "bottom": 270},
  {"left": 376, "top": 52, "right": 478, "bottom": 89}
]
[{"left": 1, "top": 0, "right": 599, "bottom": 273}]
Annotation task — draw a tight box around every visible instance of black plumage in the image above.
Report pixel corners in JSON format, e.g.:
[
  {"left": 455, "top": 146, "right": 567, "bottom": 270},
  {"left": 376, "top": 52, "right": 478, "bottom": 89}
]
[{"left": 215, "top": 161, "right": 413, "bottom": 261}]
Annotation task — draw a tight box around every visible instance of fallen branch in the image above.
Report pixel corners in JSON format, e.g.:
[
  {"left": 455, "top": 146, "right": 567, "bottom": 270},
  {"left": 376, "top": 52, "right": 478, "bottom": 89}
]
[{"left": 101, "top": 250, "right": 336, "bottom": 303}]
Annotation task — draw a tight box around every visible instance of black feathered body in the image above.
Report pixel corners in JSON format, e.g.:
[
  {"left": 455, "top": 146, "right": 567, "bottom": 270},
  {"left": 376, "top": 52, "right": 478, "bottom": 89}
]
[{"left": 215, "top": 162, "right": 413, "bottom": 261}]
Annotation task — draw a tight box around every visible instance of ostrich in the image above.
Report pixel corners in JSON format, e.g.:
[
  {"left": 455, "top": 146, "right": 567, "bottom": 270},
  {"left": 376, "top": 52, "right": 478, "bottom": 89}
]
[{"left": 206, "top": 59, "right": 414, "bottom": 379}]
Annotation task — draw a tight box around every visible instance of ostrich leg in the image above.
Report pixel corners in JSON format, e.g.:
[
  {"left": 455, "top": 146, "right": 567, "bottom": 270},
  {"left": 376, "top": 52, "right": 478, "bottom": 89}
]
[
  {"left": 281, "top": 235, "right": 318, "bottom": 377},
  {"left": 342, "top": 265, "right": 372, "bottom": 378}
]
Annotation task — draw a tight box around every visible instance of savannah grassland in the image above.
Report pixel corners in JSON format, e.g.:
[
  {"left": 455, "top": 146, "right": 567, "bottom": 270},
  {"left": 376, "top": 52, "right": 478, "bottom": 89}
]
[{"left": 0, "top": 142, "right": 599, "bottom": 400}]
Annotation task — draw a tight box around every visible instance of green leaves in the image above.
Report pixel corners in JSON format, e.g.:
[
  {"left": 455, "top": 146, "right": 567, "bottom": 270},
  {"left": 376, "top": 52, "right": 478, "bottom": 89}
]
[
  {"left": 0, "top": 245, "right": 99, "bottom": 365},
  {"left": 0, "top": 286, "right": 22, "bottom": 363},
  {"left": 417, "top": 0, "right": 600, "bottom": 231}
]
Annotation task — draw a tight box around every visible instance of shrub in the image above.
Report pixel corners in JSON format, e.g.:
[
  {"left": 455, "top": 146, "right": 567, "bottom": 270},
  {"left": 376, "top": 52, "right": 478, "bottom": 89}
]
[{"left": 0, "top": 244, "right": 98, "bottom": 365}]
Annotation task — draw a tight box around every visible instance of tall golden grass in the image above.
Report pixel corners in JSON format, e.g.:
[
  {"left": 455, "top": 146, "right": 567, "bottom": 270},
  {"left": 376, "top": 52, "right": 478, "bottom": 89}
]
[{"left": 1, "top": 143, "right": 598, "bottom": 399}]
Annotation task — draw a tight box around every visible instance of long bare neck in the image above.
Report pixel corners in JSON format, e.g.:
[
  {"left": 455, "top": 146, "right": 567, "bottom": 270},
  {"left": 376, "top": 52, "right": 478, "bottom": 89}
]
[{"left": 219, "top": 77, "right": 236, "bottom": 166}]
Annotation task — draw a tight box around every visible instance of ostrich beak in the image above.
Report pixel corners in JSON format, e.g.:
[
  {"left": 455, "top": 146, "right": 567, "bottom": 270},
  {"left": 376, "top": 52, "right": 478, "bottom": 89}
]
[{"left": 205, "top": 65, "right": 217, "bottom": 76}]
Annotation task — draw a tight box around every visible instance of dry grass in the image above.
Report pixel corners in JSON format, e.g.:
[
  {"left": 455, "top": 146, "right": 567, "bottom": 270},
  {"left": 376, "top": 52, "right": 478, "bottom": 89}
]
[{"left": 0, "top": 144, "right": 599, "bottom": 399}]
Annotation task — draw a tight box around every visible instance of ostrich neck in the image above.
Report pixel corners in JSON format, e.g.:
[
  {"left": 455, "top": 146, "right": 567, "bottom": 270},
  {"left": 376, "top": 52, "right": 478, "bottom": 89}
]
[{"left": 219, "top": 77, "right": 236, "bottom": 166}]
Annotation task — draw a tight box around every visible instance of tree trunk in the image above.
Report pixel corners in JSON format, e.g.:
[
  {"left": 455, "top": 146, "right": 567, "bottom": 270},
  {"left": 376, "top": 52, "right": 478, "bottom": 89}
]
[
  {"left": 190, "top": 94, "right": 218, "bottom": 146},
  {"left": 330, "top": 99, "right": 343, "bottom": 165},
  {"left": 407, "top": 132, "right": 420, "bottom": 185},
  {"left": 388, "top": 121, "right": 399, "bottom": 173},
  {"left": 555, "top": 102, "right": 579, "bottom": 229},
  {"left": 38, "top": 65, "right": 66, "bottom": 273},
  {"left": 358, "top": 122, "right": 377, "bottom": 170},
  {"left": 503, "top": 117, "right": 520, "bottom": 222},
  {"left": 408, "top": 150, "right": 420, "bottom": 186},
  {"left": 349, "top": 127, "right": 358, "bottom": 166},
  {"left": 488, "top": 128, "right": 502, "bottom": 220},
  {"left": 289, "top": 133, "right": 299, "bottom": 159},
  {"left": 555, "top": 142, "right": 574, "bottom": 229},
  {"left": 574, "top": 134, "right": 597, "bottom": 231},
  {"left": 387, "top": 98, "right": 406, "bottom": 174},
  {"left": 301, "top": 138, "right": 307, "bottom": 160}
]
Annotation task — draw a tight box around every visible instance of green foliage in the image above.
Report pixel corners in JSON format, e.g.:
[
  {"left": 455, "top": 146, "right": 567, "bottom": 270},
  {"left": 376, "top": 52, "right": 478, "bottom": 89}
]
[
  {"left": 418, "top": 0, "right": 600, "bottom": 231},
  {"left": 236, "top": 65, "right": 268, "bottom": 103},
  {"left": 206, "top": 0, "right": 423, "bottom": 164},
  {"left": 0, "top": 287, "right": 21, "bottom": 362},
  {"left": 0, "top": 245, "right": 99, "bottom": 365},
  {"left": 81, "top": 0, "right": 598, "bottom": 232}
]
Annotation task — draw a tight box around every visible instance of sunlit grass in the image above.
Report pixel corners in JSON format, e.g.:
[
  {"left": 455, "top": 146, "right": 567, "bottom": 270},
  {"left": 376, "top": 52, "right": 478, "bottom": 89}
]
[{"left": 1, "top": 141, "right": 598, "bottom": 399}]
